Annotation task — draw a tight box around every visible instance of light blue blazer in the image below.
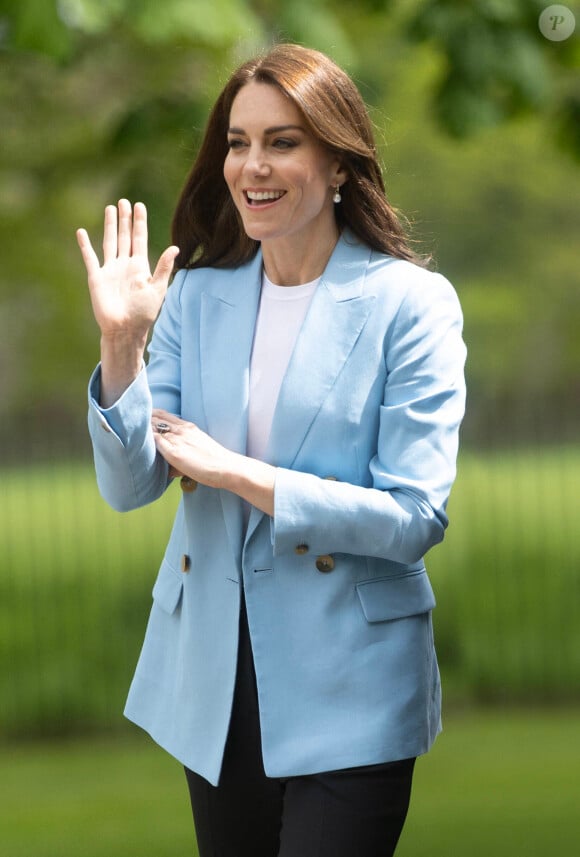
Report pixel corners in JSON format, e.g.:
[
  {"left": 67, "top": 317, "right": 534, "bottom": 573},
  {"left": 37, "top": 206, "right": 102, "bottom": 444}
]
[{"left": 88, "top": 230, "right": 466, "bottom": 786}]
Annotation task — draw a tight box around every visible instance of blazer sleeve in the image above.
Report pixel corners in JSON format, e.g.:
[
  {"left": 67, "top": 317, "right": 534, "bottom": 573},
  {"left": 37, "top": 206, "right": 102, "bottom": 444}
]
[
  {"left": 272, "top": 271, "right": 467, "bottom": 565},
  {"left": 87, "top": 270, "right": 187, "bottom": 512}
]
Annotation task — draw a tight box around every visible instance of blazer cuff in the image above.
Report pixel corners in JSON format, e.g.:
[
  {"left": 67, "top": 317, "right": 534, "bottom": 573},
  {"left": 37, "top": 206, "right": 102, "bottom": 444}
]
[
  {"left": 272, "top": 466, "right": 445, "bottom": 565},
  {"left": 88, "top": 362, "right": 150, "bottom": 444}
]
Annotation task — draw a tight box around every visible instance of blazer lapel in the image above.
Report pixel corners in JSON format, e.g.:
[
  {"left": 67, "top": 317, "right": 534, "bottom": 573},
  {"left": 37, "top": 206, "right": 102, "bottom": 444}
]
[
  {"left": 199, "top": 251, "right": 263, "bottom": 566},
  {"left": 200, "top": 251, "right": 263, "bottom": 453},
  {"left": 245, "top": 233, "right": 375, "bottom": 543},
  {"left": 266, "top": 232, "right": 375, "bottom": 470}
]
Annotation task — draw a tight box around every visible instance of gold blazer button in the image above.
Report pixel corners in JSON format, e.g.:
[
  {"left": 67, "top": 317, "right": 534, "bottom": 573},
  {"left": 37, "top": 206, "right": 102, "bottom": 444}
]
[
  {"left": 180, "top": 554, "right": 191, "bottom": 573},
  {"left": 295, "top": 543, "right": 309, "bottom": 555},
  {"left": 180, "top": 476, "right": 198, "bottom": 493},
  {"left": 316, "top": 555, "right": 335, "bottom": 573}
]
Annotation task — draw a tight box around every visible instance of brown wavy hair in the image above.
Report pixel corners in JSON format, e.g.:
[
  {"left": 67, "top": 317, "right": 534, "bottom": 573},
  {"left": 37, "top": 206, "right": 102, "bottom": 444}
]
[{"left": 172, "top": 43, "right": 424, "bottom": 270}]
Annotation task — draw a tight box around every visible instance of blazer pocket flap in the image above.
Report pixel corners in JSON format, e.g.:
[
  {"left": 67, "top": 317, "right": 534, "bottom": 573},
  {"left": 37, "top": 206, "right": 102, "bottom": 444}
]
[
  {"left": 152, "top": 559, "right": 184, "bottom": 615},
  {"left": 356, "top": 571, "right": 436, "bottom": 623}
]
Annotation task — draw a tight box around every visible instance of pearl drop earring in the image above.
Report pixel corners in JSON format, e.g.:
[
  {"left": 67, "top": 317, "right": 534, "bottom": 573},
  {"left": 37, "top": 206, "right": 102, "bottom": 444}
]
[{"left": 333, "top": 185, "right": 342, "bottom": 204}]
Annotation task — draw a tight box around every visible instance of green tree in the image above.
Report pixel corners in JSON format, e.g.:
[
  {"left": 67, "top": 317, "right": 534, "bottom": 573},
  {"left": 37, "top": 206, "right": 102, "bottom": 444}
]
[
  {"left": 0, "top": 0, "right": 578, "bottom": 456},
  {"left": 407, "top": 0, "right": 579, "bottom": 154}
]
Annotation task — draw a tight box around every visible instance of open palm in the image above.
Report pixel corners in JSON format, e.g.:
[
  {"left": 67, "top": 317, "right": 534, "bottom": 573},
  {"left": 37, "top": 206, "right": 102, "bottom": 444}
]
[{"left": 77, "top": 199, "right": 179, "bottom": 339}]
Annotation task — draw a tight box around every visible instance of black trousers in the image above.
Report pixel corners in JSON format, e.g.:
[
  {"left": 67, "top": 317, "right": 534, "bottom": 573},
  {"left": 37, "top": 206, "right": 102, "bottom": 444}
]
[{"left": 185, "top": 599, "right": 415, "bottom": 857}]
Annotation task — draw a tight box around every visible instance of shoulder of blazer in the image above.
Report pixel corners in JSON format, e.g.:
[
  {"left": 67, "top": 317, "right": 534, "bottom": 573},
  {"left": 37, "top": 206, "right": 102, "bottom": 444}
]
[
  {"left": 325, "top": 231, "right": 447, "bottom": 306},
  {"left": 365, "top": 252, "right": 444, "bottom": 296},
  {"left": 172, "top": 251, "right": 264, "bottom": 307}
]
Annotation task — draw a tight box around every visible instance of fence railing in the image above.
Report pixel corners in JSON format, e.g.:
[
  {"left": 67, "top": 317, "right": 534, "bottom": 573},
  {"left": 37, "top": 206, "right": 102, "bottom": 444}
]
[{"left": 1, "top": 440, "right": 578, "bottom": 741}]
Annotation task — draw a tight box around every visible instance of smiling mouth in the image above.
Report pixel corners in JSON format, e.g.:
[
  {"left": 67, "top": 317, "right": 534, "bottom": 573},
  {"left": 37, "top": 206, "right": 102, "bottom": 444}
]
[{"left": 244, "top": 190, "right": 286, "bottom": 206}]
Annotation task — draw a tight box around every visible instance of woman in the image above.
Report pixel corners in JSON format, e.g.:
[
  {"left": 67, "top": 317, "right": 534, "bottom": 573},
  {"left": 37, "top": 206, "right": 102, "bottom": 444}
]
[{"left": 77, "top": 43, "right": 466, "bottom": 857}]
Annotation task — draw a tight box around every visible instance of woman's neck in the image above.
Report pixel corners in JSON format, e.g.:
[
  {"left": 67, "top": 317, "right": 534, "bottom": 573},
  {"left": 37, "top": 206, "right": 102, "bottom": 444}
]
[{"left": 261, "top": 227, "right": 340, "bottom": 286}]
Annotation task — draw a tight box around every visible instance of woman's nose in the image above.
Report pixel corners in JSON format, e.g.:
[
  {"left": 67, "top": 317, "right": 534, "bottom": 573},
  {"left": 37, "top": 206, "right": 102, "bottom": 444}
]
[{"left": 244, "top": 144, "right": 271, "bottom": 176}]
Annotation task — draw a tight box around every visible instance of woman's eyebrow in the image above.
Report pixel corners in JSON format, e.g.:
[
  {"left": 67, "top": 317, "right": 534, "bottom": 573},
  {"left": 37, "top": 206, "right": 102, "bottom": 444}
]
[{"left": 227, "top": 124, "right": 305, "bottom": 135}]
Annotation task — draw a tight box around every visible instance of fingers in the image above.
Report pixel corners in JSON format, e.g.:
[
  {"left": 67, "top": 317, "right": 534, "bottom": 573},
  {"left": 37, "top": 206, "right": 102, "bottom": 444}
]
[
  {"left": 102, "top": 199, "right": 137, "bottom": 262},
  {"left": 152, "top": 410, "right": 179, "bottom": 434},
  {"left": 132, "top": 202, "right": 148, "bottom": 258},
  {"left": 117, "top": 198, "right": 132, "bottom": 257},
  {"left": 76, "top": 228, "right": 100, "bottom": 278},
  {"left": 152, "top": 245, "right": 180, "bottom": 285},
  {"left": 102, "top": 203, "right": 118, "bottom": 263},
  {"left": 78, "top": 200, "right": 176, "bottom": 283},
  {"left": 152, "top": 409, "right": 180, "bottom": 427}
]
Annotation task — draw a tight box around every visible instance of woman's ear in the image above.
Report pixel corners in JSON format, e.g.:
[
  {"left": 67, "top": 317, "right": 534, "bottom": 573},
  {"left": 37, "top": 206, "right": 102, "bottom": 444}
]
[{"left": 333, "top": 162, "right": 349, "bottom": 188}]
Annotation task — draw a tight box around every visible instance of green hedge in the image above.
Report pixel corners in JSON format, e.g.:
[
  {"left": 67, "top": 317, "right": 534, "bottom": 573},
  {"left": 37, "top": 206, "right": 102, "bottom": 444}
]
[
  {"left": 0, "top": 462, "right": 177, "bottom": 738},
  {"left": 428, "top": 446, "right": 580, "bottom": 702},
  {"left": 1, "top": 447, "right": 578, "bottom": 738}
]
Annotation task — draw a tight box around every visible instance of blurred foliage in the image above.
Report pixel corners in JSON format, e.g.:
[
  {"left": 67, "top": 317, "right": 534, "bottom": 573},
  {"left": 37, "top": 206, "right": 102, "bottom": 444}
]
[
  {"left": 408, "top": 0, "right": 579, "bottom": 153},
  {"left": 0, "top": 0, "right": 579, "bottom": 455}
]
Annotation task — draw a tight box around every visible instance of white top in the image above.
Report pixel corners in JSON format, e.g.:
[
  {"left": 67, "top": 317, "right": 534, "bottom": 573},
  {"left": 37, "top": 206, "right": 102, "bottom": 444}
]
[{"left": 246, "top": 270, "right": 319, "bottom": 463}]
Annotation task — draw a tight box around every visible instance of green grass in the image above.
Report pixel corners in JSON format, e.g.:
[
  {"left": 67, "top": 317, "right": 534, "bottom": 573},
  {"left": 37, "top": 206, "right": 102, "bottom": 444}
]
[
  {"left": 0, "top": 731, "right": 196, "bottom": 857},
  {"left": 1, "top": 447, "right": 579, "bottom": 738},
  {"left": 398, "top": 707, "right": 580, "bottom": 856},
  {"left": 1, "top": 708, "right": 578, "bottom": 857}
]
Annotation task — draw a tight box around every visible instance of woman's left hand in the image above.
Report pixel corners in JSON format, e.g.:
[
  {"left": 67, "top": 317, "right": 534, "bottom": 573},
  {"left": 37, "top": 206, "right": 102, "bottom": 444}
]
[
  {"left": 152, "top": 409, "right": 233, "bottom": 490},
  {"left": 151, "top": 408, "right": 276, "bottom": 515}
]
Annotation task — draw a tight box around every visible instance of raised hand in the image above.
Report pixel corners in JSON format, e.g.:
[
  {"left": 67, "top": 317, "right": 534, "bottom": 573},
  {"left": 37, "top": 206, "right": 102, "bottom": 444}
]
[
  {"left": 77, "top": 199, "right": 180, "bottom": 407},
  {"left": 77, "top": 199, "right": 179, "bottom": 341}
]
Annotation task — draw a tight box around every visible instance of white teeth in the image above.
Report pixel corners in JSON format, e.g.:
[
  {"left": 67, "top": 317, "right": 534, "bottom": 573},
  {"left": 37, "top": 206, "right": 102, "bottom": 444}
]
[{"left": 246, "top": 190, "right": 284, "bottom": 201}]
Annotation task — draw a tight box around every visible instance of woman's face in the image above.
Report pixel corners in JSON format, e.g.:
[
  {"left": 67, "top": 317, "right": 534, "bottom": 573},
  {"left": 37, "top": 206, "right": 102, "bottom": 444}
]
[{"left": 224, "top": 81, "right": 345, "bottom": 248}]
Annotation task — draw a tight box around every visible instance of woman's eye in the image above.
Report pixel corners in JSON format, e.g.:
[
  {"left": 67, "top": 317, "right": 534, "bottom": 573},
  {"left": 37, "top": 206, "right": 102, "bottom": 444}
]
[
  {"left": 227, "top": 138, "right": 246, "bottom": 149},
  {"left": 272, "top": 138, "right": 297, "bottom": 149}
]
